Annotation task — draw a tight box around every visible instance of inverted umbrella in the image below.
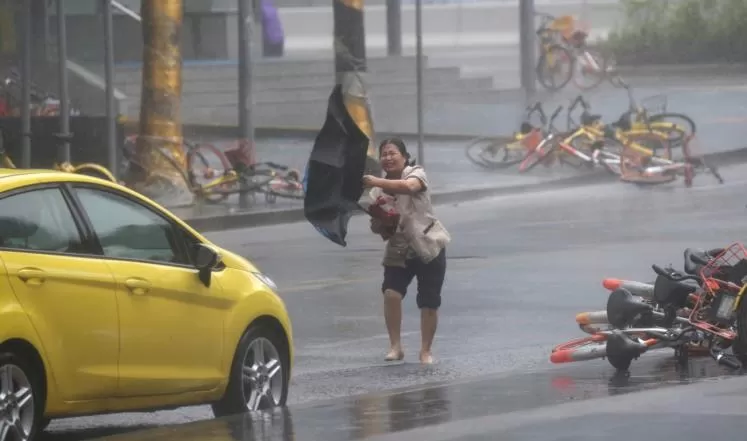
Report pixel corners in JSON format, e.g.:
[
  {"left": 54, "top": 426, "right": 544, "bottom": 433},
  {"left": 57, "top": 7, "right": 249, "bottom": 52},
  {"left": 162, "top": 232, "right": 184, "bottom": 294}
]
[{"left": 303, "top": 84, "right": 373, "bottom": 247}]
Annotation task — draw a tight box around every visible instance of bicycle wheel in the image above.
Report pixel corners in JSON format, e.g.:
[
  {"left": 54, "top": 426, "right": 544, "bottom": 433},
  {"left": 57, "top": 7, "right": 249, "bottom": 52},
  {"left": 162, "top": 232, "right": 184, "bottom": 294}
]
[
  {"left": 550, "top": 334, "right": 608, "bottom": 364},
  {"left": 536, "top": 44, "right": 574, "bottom": 92},
  {"left": 464, "top": 136, "right": 525, "bottom": 169},
  {"left": 647, "top": 112, "right": 697, "bottom": 148},
  {"left": 572, "top": 46, "right": 611, "bottom": 91}
]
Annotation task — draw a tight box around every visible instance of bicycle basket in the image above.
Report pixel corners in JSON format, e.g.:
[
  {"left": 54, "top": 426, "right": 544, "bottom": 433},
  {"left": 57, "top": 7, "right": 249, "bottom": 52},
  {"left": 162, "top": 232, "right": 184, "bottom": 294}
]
[
  {"left": 640, "top": 94, "right": 668, "bottom": 116},
  {"left": 690, "top": 243, "right": 747, "bottom": 339}
]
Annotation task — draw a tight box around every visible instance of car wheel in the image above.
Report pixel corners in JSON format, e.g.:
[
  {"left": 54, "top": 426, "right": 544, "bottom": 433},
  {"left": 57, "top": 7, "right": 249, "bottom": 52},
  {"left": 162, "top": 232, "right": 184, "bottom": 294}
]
[
  {"left": 0, "top": 352, "right": 45, "bottom": 441},
  {"left": 212, "top": 324, "right": 289, "bottom": 417}
]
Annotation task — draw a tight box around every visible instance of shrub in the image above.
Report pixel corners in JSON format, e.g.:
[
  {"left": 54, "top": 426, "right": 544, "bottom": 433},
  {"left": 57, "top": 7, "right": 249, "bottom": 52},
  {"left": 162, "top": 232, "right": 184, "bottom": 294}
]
[{"left": 602, "top": 0, "right": 747, "bottom": 65}]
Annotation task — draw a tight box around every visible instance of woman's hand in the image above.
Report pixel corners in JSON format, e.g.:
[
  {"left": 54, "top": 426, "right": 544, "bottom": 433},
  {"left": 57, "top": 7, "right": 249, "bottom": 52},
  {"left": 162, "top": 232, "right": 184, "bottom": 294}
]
[{"left": 362, "top": 175, "right": 381, "bottom": 188}]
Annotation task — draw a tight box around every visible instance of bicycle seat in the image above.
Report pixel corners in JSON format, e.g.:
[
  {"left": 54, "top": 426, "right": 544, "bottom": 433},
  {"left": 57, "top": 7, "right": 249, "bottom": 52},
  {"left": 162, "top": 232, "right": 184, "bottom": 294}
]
[
  {"left": 581, "top": 112, "right": 602, "bottom": 126},
  {"left": 653, "top": 272, "right": 697, "bottom": 309},
  {"left": 519, "top": 121, "right": 534, "bottom": 135},
  {"left": 606, "top": 288, "right": 653, "bottom": 328},
  {"left": 611, "top": 113, "right": 632, "bottom": 131},
  {"left": 684, "top": 248, "right": 711, "bottom": 275},
  {"left": 606, "top": 331, "right": 648, "bottom": 364}
]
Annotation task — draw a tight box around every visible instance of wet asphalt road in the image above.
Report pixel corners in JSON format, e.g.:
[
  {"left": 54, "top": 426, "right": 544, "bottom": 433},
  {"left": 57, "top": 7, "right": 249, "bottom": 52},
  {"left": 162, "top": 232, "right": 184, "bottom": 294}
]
[
  {"left": 41, "top": 159, "right": 747, "bottom": 439},
  {"left": 97, "top": 357, "right": 747, "bottom": 441}
]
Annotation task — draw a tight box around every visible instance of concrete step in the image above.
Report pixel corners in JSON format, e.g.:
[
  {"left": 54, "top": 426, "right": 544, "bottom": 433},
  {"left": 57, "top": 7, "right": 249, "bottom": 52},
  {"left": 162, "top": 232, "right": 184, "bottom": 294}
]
[
  {"left": 121, "top": 84, "right": 516, "bottom": 122},
  {"left": 171, "top": 89, "right": 521, "bottom": 130},
  {"left": 115, "top": 67, "right": 466, "bottom": 96},
  {"left": 123, "top": 77, "right": 496, "bottom": 109},
  {"left": 105, "top": 56, "right": 431, "bottom": 84}
]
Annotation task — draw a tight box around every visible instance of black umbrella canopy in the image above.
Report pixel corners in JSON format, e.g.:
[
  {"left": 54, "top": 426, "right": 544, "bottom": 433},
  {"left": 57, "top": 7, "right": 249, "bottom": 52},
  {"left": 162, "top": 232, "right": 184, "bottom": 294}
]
[{"left": 303, "top": 84, "right": 377, "bottom": 247}]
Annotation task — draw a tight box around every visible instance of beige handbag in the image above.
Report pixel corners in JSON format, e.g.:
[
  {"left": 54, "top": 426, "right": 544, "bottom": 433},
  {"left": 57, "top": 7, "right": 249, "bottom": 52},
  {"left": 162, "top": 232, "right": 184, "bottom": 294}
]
[{"left": 400, "top": 215, "right": 451, "bottom": 263}]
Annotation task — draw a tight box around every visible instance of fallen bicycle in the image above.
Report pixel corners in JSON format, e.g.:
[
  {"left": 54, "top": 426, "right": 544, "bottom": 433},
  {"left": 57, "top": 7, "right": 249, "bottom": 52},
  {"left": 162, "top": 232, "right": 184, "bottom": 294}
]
[{"left": 550, "top": 243, "right": 747, "bottom": 372}]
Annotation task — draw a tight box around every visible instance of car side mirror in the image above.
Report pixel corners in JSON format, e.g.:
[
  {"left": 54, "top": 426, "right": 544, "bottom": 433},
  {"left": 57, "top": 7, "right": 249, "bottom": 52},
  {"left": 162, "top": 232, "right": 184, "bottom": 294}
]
[{"left": 194, "top": 243, "right": 222, "bottom": 287}]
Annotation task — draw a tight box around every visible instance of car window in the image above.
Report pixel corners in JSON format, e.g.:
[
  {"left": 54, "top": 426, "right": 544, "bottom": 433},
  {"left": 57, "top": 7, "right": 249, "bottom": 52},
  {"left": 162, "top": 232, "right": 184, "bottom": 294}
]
[
  {"left": 0, "top": 187, "right": 86, "bottom": 254},
  {"left": 74, "top": 187, "right": 187, "bottom": 264}
]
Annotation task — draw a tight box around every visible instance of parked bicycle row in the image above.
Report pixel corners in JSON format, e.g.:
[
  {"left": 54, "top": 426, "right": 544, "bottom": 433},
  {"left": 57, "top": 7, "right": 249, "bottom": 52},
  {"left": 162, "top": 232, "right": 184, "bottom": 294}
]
[
  {"left": 465, "top": 76, "right": 723, "bottom": 187},
  {"left": 0, "top": 131, "right": 305, "bottom": 207},
  {"left": 119, "top": 135, "right": 305, "bottom": 206}
]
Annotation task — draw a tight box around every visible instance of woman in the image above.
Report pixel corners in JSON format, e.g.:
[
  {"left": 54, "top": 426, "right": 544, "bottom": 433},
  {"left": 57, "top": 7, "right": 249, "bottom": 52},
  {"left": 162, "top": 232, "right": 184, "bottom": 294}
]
[{"left": 363, "top": 138, "right": 451, "bottom": 365}]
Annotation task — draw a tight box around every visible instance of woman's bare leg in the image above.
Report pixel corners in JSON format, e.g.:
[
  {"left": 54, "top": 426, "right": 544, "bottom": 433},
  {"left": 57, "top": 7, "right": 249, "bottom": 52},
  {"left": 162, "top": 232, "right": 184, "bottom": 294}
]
[
  {"left": 384, "top": 289, "right": 405, "bottom": 360},
  {"left": 420, "top": 308, "right": 438, "bottom": 364}
]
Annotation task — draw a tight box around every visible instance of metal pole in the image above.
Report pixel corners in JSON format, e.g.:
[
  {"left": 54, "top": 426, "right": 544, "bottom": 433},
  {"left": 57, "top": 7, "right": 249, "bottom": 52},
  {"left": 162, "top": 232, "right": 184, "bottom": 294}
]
[
  {"left": 415, "top": 0, "right": 423, "bottom": 165},
  {"left": 56, "top": 0, "right": 71, "bottom": 163},
  {"left": 20, "top": 0, "right": 32, "bottom": 168},
  {"left": 519, "top": 0, "right": 536, "bottom": 99},
  {"left": 237, "top": 0, "right": 254, "bottom": 143},
  {"left": 103, "top": 0, "right": 117, "bottom": 178},
  {"left": 237, "top": 0, "right": 254, "bottom": 208},
  {"left": 386, "top": 0, "right": 401, "bottom": 56},
  {"left": 42, "top": 0, "right": 51, "bottom": 62}
]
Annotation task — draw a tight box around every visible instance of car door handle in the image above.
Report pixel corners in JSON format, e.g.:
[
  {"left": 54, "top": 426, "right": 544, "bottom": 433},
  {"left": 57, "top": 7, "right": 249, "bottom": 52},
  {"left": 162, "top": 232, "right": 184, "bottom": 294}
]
[
  {"left": 17, "top": 268, "right": 45, "bottom": 286},
  {"left": 125, "top": 278, "right": 152, "bottom": 296}
]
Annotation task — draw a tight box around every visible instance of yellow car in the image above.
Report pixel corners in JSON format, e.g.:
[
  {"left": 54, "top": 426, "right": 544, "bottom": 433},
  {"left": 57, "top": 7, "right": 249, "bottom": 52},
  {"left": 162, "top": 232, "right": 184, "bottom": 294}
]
[{"left": 0, "top": 168, "right": 294, "bottom": 440}]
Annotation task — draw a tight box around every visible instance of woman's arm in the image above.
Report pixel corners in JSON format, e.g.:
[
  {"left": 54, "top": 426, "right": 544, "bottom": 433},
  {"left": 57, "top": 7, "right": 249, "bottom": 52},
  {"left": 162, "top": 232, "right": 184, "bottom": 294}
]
[{"left": 363, "top": 175, "right": 423, "bottom": 195}]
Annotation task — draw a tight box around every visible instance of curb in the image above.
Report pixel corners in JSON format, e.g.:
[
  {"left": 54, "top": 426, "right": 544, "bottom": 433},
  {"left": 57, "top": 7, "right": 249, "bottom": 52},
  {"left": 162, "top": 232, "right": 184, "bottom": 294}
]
[
  {"left": 183, "top": 145, "right": 747, "bottom": 233},
  {"left": 184, "top": 171, "right": 606, "bottom": 233},
  {"left": 613, "top": 62, "right": 747, "bottom": 77}
]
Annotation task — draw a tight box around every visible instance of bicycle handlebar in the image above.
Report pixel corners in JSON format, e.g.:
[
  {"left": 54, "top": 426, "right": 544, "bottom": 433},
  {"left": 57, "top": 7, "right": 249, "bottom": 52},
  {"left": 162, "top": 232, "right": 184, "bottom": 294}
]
[
  {"left": 569, "top": 95, "right": 589, "bottom": 113},
  {"left": 652, "top": 264, "right": 701, "bottom": 283},
  {"left": 566, "top": 95, "right": 590, "bottom": 130},
  {"left": 549, "top": 105, "right": 563, "bottom": 127},
  {"left": 525, "top": 101, "right": 548, "bottom": 126},
  {"left": 652, "top": 263, "right": 742, "bottom": 291}
]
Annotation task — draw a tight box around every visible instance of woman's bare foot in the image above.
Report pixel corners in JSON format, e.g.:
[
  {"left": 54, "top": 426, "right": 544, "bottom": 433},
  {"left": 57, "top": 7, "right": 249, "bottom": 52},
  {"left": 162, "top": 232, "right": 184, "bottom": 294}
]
[
  {"left": 385, "top": 348, "right": 405, "bottom": 361},
  {"left": 419, "top": 351, "right": 434, "bottom": 365}
]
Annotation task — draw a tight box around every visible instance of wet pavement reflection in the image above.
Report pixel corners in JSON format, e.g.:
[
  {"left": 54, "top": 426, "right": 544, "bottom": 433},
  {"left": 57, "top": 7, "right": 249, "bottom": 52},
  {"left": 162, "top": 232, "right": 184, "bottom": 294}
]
[{"left": 44, "top": 354, "right": 741, "bottom": 441}]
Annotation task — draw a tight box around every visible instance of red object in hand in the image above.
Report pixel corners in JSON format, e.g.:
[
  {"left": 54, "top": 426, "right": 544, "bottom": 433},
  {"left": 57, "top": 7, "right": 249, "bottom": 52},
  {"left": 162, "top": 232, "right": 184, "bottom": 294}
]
[{"left": 368, "top": 195, "right": 399, "bottom": 227}]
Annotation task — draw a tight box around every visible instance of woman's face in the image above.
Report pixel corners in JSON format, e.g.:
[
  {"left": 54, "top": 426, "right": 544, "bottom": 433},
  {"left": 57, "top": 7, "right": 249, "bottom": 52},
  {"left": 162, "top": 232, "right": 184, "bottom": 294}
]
[{"left": 380, "top": 143, "right": 406, "bottom": 175}]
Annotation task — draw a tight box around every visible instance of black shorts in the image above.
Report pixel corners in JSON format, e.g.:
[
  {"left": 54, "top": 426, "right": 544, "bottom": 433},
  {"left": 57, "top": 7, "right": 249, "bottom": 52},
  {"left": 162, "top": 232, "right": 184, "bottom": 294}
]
[{"left": 382, "top": 247, "right": 446, "bottom": 309}]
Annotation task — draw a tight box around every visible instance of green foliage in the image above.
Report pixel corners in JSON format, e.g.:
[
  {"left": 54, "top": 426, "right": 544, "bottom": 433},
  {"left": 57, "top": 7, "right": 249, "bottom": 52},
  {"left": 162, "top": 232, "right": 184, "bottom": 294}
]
[{"left": 602, "top": 0, "right": 747, "bottom": 64}]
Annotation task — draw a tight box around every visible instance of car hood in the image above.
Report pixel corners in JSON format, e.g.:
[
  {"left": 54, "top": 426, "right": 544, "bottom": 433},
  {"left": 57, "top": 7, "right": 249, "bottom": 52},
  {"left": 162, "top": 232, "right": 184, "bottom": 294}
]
[{"left": 218, "top": 247, "right": 261, "bottom": 274}]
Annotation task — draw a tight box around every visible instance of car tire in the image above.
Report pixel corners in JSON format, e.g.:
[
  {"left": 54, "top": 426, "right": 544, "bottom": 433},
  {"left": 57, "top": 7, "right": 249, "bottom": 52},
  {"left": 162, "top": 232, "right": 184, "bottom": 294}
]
[
  {"left": 0, "top": 352, "right": 45, "bottom": 441},
  {"left": 211, "top": 324, "right": 289, "bottom": 418}
]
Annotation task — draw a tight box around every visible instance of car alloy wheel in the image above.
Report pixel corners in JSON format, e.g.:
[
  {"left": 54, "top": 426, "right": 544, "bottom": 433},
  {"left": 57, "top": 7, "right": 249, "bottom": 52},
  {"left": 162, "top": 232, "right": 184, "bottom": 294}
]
[
  {"left": 0, "top": 363, "right": 35, "bottom": 441},
  {"left": 241, "top": 337, "right": 284, "bottom": 411}
]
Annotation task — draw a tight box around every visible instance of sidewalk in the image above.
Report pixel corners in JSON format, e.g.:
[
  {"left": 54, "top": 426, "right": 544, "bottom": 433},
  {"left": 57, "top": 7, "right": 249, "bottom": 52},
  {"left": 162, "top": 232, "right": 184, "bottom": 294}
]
[{"left": 165, "top": 74, "right": 747, "bottom": 232}]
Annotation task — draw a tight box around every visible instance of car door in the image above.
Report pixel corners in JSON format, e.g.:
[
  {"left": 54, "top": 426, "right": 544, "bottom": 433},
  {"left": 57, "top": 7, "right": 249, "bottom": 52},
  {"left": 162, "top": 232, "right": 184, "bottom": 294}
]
[
  {"left": 69, "top": 184, "right": 228, "bottom": 397},
  {"left": 0, "top": 184, "right": 120, "bottom": 401}
]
